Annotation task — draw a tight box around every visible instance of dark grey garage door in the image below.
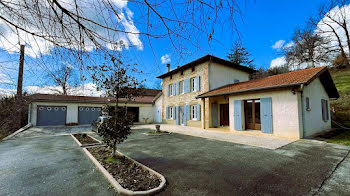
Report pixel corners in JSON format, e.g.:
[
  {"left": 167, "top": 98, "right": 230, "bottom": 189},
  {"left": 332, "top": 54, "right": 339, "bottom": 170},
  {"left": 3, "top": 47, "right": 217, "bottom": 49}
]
[
  {"left": 37, "top": 106, "right": 67, "bottom": 126},
  {"left": 78, "top": 107, "right": 102, "bottom": 125}
]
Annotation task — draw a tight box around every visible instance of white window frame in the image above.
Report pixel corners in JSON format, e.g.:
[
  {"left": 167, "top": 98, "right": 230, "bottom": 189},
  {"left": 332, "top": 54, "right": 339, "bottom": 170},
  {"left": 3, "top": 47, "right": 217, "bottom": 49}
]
[
  {"left": 190, "top": 77, "right": 196, "bottom": 92},
  {"left": 190, "top": 105, "right": 197, "bottom": 120},
  {"left": 179, "top": 80, "right": 184, "bottom": 94},
  {"left": 169, "top": 107, "right": 174, "bottom": 119},
  {"left": 169, "top": 84, "right": 174, "bottom": 96}
]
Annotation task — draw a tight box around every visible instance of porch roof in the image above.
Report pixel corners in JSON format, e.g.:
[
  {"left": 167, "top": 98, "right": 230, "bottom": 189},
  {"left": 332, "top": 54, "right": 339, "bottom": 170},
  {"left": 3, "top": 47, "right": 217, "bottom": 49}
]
[{"left": 197, "top": 66, "right": 339, "bottom": 99}]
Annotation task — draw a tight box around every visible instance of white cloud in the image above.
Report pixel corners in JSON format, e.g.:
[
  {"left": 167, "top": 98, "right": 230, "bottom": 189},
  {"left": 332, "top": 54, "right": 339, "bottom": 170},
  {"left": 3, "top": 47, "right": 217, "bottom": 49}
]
[
  {"left": 24, "top": 83, "right": 105, "bottom": 97},
  {"left": 160, "top": 54, "right": 171, "bottom": 64},
  {"left": 316, "top": 4, "right": 350, "bottom": 55},
  {"left": 0, "top": 0, "right": 142, "bottom": 57},
  {"left": 0, "top": 72, "right": 11, "bottom": 84},
  {"left": 283, "top": 41, "right": 295, "bottom": 49},
  {"left": 272, "top": 40, "right": 286, "bottom": 50},
  {"left": 270, "top": 56, "right": 286, "bottom": 68},
  {"left": 0, "top": 87, "right": 15, "bottom": 97}
]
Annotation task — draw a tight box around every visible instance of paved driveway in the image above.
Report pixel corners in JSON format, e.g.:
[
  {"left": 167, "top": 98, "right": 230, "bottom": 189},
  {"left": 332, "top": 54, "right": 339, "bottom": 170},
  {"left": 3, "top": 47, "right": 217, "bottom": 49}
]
[
  {"left": 0, "top": 130, "right": 116, "bottom": 196},
  {"left": 116, "top": 129, "right": 350, "bottom": 196},
  {"left": 1, "top": 126, "right": 349, "bottom": 196}
]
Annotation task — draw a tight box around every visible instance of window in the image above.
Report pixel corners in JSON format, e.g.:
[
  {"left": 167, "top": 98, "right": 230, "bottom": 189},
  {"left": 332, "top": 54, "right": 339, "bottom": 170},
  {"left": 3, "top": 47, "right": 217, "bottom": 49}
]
[
  {"left": 170, "top": 75, "right": 172, "bottom": 79},
  {"left": 321, "top": 99, "right": 329, "bottom": 121},
  {"left": 192, "top": 67, "right": 195, "bottom": 72},
  {"left": 181, "top": 71, "right": 184, "bottom": 75},
  {"left": 190, "top": 105, "right": 197, "bottom": 120},
  {"left": 234, "top": 79, "right": 239, "bottom": 83},
  {"left": 306, "top": 97, "right": 310, "bottom": 111},
  {"left": 190, "top": 77, "right": 196, "bottom": 92},
  {"left": 169, "top": 84, "right": 174, "bottom": 96},
  {"left": 179, "top": 80, "right": 184, "bottom": 94},
  {"left": 169, "top": 107, "right": 174, "bottom": 119}
]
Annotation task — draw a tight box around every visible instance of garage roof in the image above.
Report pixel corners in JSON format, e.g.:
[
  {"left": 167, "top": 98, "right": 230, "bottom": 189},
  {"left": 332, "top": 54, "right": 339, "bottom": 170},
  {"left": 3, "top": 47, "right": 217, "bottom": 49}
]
[
  {"left": 28, "top": 89, "right": 161, "bottom": 104},
  {"left": 197, "top": 66, "right": 339, "bottom": 99}
]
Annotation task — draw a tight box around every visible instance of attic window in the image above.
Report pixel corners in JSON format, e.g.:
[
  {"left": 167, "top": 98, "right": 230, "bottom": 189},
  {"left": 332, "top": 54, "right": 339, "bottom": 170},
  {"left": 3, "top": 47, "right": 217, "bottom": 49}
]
[
  {"left": 306, "top": 97, "right": 310, "bottom": 111},
  {"left": 170, "top": 75, "right": 172, "bottom": 79},
  {"left": 181, "top": 71, "right": 183, "bottom": 75},
  {"left": 192, "top": 67, "right": 195, "bottom": 72}
]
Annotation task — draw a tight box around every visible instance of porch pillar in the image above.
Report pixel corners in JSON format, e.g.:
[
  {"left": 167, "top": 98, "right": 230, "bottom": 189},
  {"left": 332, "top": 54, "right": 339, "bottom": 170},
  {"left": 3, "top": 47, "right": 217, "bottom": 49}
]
[{"left": 201, "top": 98, "right": 206, "bottom": 129}]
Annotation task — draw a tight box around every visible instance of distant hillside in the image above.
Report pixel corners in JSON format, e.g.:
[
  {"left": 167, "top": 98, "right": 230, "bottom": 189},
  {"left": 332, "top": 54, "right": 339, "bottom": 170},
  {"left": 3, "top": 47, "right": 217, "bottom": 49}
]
[{"left": 329, "top": 68, "right": 350, "bottom": 126}]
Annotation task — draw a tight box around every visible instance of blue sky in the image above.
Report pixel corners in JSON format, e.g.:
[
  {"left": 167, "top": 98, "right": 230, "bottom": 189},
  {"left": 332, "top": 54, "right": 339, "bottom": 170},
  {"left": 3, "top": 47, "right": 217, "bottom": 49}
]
[
  {"left": 0, "top": 0, "right": 329, "bottom": 93},
  {"left": 126, "top": 0, "right": 327, "bottom": 88}
]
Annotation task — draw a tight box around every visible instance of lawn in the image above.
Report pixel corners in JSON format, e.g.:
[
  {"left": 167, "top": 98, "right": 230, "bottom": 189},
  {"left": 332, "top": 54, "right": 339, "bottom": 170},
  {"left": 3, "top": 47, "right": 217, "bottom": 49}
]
[{"left": 328, "top": 130, "right": 350, "bottom": 146}]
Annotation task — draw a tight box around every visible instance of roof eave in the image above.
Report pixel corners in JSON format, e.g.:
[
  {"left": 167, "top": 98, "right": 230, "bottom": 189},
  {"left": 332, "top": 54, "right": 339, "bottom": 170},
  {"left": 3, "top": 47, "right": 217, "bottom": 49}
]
[{"left": 197, "top": 83, "right": 302, "bottom": 99}]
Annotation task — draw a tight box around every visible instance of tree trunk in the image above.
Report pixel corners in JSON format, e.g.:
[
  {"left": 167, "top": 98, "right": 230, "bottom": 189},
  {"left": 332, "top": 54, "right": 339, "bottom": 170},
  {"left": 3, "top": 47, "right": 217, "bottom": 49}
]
[{"left": 112, "top": 141, "right": 117, "bottom": 157}]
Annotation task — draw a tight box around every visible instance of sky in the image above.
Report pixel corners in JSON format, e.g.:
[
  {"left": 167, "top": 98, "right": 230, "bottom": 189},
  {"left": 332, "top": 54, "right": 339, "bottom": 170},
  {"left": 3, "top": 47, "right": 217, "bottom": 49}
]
[{"left": 0, "top": 0, "right": 336, "bottom": 96}]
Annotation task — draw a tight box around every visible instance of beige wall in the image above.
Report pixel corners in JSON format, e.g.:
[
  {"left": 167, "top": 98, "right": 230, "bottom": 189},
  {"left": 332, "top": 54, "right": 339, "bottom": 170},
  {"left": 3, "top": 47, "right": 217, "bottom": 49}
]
[
  {"left": 161, "top": 62, "right": 208, "bottom": 126},
  {"left": 30, "top": 101, "right": 155, "bottom": 126},
  {"left": 228, "top": 89, "right": 302, "bottom": 139},
  {"left": 302, "top": 78, "right": 331, "bottom": 137},
  {"left": 209, "top": 62, "right": 250, "bottom": 90}
]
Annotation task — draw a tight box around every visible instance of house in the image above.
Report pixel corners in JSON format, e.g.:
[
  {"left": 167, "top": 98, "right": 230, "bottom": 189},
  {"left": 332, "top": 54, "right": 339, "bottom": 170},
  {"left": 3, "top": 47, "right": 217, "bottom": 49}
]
[
  {"left": 27, "top": 89, "right": 162, "bottom": 126},
  {"left": 157, "top": 54, "right": 255, "bottom": 127},
  {"left": 158, "top": 55, "right": 339, "bottom": 139},
  {"left": 197, "top": 66, "right": 339, "bottom": 139}
]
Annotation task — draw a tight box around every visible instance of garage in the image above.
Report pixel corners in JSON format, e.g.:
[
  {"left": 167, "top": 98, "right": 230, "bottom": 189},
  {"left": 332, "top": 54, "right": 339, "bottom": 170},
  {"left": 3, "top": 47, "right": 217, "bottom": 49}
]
[
  {"left": 78, "top": 107, "right": 102, "bottom": 125},
  {"left": 37, "top": 106, "right": 67, "bottom": 126}
]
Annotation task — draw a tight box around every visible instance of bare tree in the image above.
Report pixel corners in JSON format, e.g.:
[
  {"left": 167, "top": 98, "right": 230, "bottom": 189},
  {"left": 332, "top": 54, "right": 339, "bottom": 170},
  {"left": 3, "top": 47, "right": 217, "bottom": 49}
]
[
  {"left": 309, "top": 0, "right": 350, "bottom": 64},
  {"left": 284, "top": 27, "right": 333, "bottom": 69},
  {"left": 48, "top": 63, "right": 77, "bottom": 95}
]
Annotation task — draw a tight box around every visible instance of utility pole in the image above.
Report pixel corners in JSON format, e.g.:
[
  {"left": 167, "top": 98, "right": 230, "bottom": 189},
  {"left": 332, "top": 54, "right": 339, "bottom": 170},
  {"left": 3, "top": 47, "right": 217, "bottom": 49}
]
[{"left": 16, "top": 45, "right": 25, "bottom": 129}]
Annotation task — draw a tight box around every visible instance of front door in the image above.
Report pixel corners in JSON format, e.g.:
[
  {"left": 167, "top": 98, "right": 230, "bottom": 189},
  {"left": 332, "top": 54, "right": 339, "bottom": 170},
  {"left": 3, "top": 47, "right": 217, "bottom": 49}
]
[
  {"left": 244, "top": 100, "right": 261, "bottom": 130},
  {"left": 220, "top": 104, "right": 229, "bottom": 126}
]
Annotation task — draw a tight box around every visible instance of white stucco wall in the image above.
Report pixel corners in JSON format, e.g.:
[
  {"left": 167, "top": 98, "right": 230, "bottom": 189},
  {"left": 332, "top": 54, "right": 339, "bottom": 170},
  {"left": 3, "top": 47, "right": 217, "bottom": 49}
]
[
  {"left": 229, "top": 89, "right": 302, "bottom": 139},
  {"left": 154, "top": 94, "right": 163, "bottom": 123},
  {"left": 29, "top": 101, "right": 155, "bottom": 126},
  {"left": 301, "top": 78, "right": 331, "bottom": 137},
  {"left": 209, "top": 62, "right": 250, "bottom": 90}
]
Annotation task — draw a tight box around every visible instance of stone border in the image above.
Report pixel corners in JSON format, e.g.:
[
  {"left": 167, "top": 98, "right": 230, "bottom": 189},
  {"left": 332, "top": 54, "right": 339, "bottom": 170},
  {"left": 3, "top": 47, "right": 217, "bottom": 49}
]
[
  {"left": 71, "top": 134, "right": 103, "bottom": 147},
  {"left": 2, "top": 123, "right": 32, "bottom": 141},
  {"left": 143, "top": 132, "right": 172, "bottom": 136},
  {"left": 83, "top": 147, "right": 166, "bottom": 196}
]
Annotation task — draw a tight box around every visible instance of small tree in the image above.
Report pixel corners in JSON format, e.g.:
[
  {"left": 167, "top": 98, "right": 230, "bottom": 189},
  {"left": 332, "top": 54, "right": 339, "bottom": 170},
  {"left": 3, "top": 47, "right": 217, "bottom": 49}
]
[
  {"left": 227, "top": 40, "right": 254, "bottom": 69},
  {"left": 89, "top": 55, "right": 144, "bottom": 157}
]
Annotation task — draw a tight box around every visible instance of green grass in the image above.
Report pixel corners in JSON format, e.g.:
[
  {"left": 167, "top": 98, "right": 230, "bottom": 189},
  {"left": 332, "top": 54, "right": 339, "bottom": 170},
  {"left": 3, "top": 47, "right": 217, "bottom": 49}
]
[
  {"left": 328, "top": 130, "right": 350, "bottom": 146},
  {"left": 331, "top": 68, "right": 350, "bottom": 93}
]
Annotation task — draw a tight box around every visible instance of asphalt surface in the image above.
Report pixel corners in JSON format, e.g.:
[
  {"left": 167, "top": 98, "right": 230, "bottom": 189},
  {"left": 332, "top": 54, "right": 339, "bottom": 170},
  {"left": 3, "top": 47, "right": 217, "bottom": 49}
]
[
  {"left": 0, "top": 126, "right": 349, "bottom": 196},
  {"left": 0, "top": 134, "right": 116, "bottom": 196}
]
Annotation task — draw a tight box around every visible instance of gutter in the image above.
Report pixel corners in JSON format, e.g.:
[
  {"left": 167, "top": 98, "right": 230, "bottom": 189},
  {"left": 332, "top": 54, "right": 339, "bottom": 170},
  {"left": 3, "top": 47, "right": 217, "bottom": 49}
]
[{"left": 298, "top": 84, "right": 306, "bottom": 138}]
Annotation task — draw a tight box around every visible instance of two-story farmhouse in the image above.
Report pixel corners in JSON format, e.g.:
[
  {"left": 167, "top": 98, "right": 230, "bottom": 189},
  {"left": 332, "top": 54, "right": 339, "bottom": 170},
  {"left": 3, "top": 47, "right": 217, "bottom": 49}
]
[
  {"left": 158, "top": 55, "right": 339, "bottom": 139},
  {"left": 157, "top": 55, "right": 255, "bottom": 128}
]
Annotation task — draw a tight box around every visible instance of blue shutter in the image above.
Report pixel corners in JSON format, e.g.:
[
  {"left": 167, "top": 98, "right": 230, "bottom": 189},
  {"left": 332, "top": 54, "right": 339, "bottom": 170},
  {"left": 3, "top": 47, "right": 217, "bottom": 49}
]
[
  {"left": 172, "top": 106, "right": 176, "bottom": 120},
  {"left": 184, "top": 78, "right": 190, "bottom": 93},
  {"left": 196, "top": 104, "right": 201, "bottom": 121},
  {"left": 211, "top": 103, "right": 218, "bottom": 127},
  {"left": 234, "top": 100, "right": 242, "bottom": 131},
  {"left": 176, "top": 81, "right": 179, "bottom": 95},
  {"left": 166, "top": 85, "right": 169, "bottom": 96},
  {"left": 172, "top": 84, "right": 176, "bottom": 96},
  {"left": 176, "top": 106, "right": 179, "bottom": 125},
  {"left": 234, "top": 79, "right": 239, "bottom": 83},
  {"left": 261, "top": 97, "right": 273, "bottom": 133},
  {"left": 185, "top": 105, "right": 190, "bottom": 125},
  {"left": 194, "top": 76, "right": 200, "bottom": 92}
]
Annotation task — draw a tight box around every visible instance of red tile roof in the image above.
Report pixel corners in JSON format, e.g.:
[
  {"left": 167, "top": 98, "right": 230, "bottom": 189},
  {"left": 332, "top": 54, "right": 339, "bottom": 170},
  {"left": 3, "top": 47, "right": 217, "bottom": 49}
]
[
  {"left": 28, "top": 90, "right": 161, "bottom": 104},
  {"left": 198, "top": 66, "right": 339, "bottom": 99}
]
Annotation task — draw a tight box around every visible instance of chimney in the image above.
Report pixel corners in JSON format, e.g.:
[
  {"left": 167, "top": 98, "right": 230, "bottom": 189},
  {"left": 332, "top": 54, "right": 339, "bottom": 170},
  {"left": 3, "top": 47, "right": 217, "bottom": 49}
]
[{"left": 167, "top": 64, "right": 170, "bottom": 72}]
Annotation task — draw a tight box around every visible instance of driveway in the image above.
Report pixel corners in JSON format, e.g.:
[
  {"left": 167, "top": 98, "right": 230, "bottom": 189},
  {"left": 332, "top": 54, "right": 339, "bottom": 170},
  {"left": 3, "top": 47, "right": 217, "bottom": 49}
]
[
  {"left": 116, "top": 129, "right": 350, "bottom": 196},
  {"left": 1, "top": 126, "right": 349, "bottom": 195},
  {"left": 0, "top": 127, "right": 116, "bottom": 196}
]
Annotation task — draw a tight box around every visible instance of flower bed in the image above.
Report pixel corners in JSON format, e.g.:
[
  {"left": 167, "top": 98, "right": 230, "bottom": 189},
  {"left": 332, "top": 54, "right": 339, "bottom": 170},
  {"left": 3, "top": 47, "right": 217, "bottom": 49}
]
[
  {"left": 144, "top": 130, "right": 171, "bottom": 136},
  {"left": 72, "top": 133, "right": 101, "bottom": 146},
  {"left": 87, "top": 146, "right": 164, "bottom": 193}
]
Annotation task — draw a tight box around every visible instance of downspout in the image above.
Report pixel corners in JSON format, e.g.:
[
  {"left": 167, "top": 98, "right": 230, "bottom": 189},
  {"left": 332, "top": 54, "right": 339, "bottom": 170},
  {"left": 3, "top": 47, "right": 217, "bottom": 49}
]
[{"left": 299, "top": 84, "right": 305, "bottom": 138}]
